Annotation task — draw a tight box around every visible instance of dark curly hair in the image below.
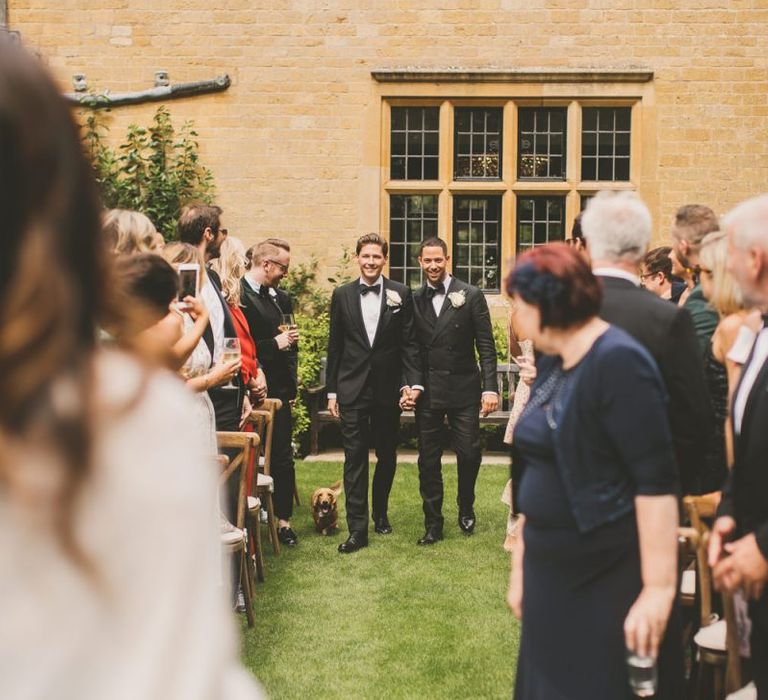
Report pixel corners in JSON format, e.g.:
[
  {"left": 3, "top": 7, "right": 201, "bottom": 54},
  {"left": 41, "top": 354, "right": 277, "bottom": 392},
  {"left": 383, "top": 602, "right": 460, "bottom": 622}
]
[{"left": 506, "top": 243, "right": 602, "bottom": 329}]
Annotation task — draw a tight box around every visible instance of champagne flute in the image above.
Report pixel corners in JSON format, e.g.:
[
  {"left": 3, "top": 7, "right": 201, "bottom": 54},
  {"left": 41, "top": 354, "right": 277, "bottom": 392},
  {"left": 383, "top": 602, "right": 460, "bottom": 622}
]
[
  {"left": 221, "top": 337, "right": 241, "bottom": 389},
  {"left": 279, "top": 313, "right": 297, "bottom": 333}
]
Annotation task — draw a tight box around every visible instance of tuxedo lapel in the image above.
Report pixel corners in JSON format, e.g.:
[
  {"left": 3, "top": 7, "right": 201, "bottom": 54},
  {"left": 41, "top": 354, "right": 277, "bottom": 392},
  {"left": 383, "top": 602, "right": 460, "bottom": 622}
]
[
  {"left": 345, "top": 283, "right": 369, "bottom": 345},
  {"left": 739, "top": 353, "right": 768, "bottom": 448},
  {"left": 432, "top": 277, "right": 460, "bottom": 341},
  {"left": 417, "top": 285, "right": 437, "bottom": 328},
  {"left": 371, "top": 278, "right": 392, "bottom": 349}
]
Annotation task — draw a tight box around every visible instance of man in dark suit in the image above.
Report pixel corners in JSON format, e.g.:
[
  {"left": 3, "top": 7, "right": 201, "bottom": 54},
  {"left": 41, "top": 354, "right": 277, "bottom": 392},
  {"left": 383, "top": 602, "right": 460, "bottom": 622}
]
[
  {"left": 407, "top": 237, "right": 498, "bottom": 545},
  {"left": 241, "top": 238, "right": 300, "bottom": 546},
  {"left": 710, "top": 195, "right": 768, "bottom": 697},
  {"left": 582, "top": 191, "right": 714, "bottom": 495},
  {"left": 326, "top": 233, "right": 422, "bottom": 554}
]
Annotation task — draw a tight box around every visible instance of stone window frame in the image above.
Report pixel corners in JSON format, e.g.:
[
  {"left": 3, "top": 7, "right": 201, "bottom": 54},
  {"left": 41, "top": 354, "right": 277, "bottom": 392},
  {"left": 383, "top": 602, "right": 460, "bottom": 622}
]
[{"left": 371, "top": 69, "right": 654, "bottom": 295}]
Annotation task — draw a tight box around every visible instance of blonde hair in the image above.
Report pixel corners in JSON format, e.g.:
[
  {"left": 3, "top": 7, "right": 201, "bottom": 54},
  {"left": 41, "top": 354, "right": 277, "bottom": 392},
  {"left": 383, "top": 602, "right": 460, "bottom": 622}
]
[
  {"left": 210, "top": 236, "right": 247, "bottom": 305},
  {"left": 699, "top": 231, "right": 744, "bottom": 316},
  {"left": 104, "top": 209, "right": 159, "bottom": 255},
  {"left": 162, "top": 242, "right": 203, "bottom": 267}
]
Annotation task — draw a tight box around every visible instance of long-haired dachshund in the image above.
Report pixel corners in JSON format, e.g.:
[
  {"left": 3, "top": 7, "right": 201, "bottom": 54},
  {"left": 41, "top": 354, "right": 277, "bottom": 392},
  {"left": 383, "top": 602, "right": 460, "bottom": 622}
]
[{"left": 311, "top": 481, "right": 343, "bottom": 535}]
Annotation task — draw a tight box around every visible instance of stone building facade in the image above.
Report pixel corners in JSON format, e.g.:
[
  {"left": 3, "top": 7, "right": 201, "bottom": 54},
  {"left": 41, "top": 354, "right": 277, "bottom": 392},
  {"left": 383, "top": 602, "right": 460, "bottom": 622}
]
[{"left": 6, "top": 1, "right": 768, "bottom": 299}]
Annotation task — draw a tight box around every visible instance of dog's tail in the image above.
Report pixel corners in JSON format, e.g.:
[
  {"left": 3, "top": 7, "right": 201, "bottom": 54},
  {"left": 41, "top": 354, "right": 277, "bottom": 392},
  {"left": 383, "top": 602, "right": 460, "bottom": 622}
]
[{"left": 330, "top": 480, "right": 343, "bottom": 496}]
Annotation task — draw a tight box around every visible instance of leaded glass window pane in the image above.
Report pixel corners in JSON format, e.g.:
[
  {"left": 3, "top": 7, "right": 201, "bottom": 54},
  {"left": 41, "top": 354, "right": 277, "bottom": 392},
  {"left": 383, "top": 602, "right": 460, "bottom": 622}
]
[
  {"left": 581, "top": 107, "right": 631, "bottom": 181},
  {"left": 454, "top": 108, "right": 502, "bottom": 180},
  {"left": 518, "top": 107, "right": 567, "bottom": 180},
  {"left": 389, "top": 195, "right": 438, "bottom": 287},
  {"left": 516, "top": 196, "right": 566, "bottom": 253},
  {"left": 390, "top": 107, "right": 439, "bottom": 181},
  {"left": 453, "top": 196, "right": 501, "bottom": 291}
]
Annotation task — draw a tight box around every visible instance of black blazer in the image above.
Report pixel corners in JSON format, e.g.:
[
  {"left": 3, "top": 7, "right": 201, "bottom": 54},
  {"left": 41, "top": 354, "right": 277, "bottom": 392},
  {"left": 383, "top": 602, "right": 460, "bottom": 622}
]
[
  {"left": 240, "top": 278, "right": 298, "bottom": 400},
  {"left": 598, "top": 275, "right": 714, "bottom": 494},
  {"left": 719, "top": 335, "right": 768, "bottom": 556},
  {"left": 412, "top": 276, "right": 497, "bottom": 410},
  {"left": 326, "top": 277, "right": 421, "bottom": 406}
]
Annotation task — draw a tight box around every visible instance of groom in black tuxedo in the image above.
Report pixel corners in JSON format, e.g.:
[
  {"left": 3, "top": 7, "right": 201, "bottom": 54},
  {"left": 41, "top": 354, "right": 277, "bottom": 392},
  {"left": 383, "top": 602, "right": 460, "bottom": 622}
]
[
  {"left": 326, "top": 233, "right": 422, "bottom": 554},
  {"left": 408, "top": 237, "right": 498, "bottom": 545}
]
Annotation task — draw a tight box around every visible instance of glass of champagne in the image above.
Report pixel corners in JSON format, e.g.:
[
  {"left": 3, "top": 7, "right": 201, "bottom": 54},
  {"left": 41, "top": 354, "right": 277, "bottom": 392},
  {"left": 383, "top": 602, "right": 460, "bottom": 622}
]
[
  {"left": 221, "top": 337, "right": 241, "bottom": 389},
  {"left": 279, "top": 313, "right": 297, "bottom": 333}
]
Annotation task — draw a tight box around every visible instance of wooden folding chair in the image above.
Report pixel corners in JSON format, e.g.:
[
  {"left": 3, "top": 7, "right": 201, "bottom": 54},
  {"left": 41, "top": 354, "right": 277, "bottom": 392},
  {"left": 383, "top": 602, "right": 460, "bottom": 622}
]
[
  {"left": 684, "top": 494, "right": 743, "bottom": 699},
  {"left": 247, "top": 398, "right": 283, "bottom": 557},
  {"left": 217, "top": 431, "right": 261, "bottom": 627}
]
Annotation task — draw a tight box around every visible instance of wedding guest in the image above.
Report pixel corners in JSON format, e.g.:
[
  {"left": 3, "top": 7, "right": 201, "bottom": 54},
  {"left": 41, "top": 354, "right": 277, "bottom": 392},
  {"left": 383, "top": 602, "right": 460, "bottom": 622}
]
[
  {"left": 583, "top": 191, "right": 713, "bottom": 494},
  {"left": 104, "top": 208, "right": 161, "bottom": 255},
  {"left": 210, "top": 236, "right": 268, "bottom": 404},
  {"left": 640, "top": 246, "right": 686, "bottom": 304},
  {"left": 698, "top": 231, "right": 749, "bottom": 480},
  {"left": 670, "top": 204, "right": 720, "bottom": 353},
  {"left": 241, "top": 239, "right": 299, "bottom": 546},
  {"left": 710, "top": 195, "right": 768, "bottom": 698},
  {"left": 501, "top": 301, "right": 536, "bottom": 552},
  {"left": 0, "top": 39, "right": 262, "bottom": 699},
  {"left": 506, "top": 243, "right": 683, "bottom": 700}
]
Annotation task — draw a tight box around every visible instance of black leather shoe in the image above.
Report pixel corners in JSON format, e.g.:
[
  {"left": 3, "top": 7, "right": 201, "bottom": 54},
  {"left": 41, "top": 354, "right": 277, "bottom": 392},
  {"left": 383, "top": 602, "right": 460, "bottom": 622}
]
[
  {"left": 458, "top": 509, "right": 476, "bottom": 534},
  {"left": 338, "top": 533, "right": 368, "bottom": 554},
  {"left": 374, "top": 516, "right": 393, "bottom": 535},
  {"left": 417, "top": 529, "right": 443, "bottom": 546},
  {"left": 278, "top": 526, "right": 298, "bottom": 546}
]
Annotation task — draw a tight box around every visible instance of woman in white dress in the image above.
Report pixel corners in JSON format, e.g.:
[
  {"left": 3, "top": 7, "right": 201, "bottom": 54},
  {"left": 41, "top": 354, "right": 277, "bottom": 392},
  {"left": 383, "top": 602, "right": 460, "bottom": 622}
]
[{"left": 0, "top": 40, "right": 262, "bottom": 699}]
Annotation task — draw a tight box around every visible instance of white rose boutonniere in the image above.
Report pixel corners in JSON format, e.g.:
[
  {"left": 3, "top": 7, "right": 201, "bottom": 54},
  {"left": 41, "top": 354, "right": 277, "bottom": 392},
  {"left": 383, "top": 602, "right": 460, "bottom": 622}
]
[
  {"left": 385, "top": 289, "right": 403, "bottom": 308},
  {"left": 448, "top": 290, "right": 467, "bottom": 308}
]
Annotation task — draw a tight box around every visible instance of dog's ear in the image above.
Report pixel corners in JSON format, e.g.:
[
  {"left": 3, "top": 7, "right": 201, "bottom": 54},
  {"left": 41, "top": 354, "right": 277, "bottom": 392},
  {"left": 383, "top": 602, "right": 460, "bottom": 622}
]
[{"left": 311, "top": 490, "right": 320, "bottom": 510}]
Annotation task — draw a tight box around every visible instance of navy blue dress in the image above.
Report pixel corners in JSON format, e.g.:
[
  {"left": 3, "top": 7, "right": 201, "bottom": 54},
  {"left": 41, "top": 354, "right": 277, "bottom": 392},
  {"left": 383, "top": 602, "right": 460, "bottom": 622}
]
[{"left": 512, "top": 334, "right": 684, "bottom": 700}]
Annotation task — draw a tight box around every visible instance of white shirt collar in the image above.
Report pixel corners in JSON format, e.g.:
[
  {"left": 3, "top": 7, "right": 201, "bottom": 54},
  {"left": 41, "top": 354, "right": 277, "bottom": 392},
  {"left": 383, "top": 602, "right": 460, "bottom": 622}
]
[
  {"left": 428, "top": 274, "right": 451, "bottom": 291},
  {"left": 244, "top": 275, "right": 277, "bottom": 296},
  {"left": 358, "top": 275, "right": 383, "bottom": 288},
  {"left": 592, "top": 267, "right": 641, "bottom": 287}
]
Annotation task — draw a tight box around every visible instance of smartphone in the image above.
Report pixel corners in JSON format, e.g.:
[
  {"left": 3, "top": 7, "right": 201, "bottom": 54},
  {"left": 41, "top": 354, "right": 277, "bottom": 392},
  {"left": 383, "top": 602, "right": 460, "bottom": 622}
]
[{"left": 177, "top": 263, "right": 199, "bottom": 302}]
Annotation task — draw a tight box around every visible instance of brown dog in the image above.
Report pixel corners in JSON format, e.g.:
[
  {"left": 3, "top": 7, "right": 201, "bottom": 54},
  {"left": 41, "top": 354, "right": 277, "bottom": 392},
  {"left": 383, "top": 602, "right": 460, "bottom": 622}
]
[{"left": 311, "top": 481, "right": 343, "bottom": 535}]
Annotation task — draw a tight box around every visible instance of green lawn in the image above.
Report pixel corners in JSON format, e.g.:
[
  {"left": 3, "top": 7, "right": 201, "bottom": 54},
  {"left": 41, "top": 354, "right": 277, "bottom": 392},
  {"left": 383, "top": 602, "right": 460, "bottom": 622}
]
[{"left": 241, "top": 460, "right": 519, "bottom": 700}]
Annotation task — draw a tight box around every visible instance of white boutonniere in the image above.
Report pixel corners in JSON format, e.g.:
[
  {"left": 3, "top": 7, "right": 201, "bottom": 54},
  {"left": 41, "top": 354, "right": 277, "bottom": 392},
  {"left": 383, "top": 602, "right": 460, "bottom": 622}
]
[
  {"left": 448, "top": 290, "right": 467, "bottom": 308},
  {"left": 385, "top": 289, "right": 403, "bottom": 308}
]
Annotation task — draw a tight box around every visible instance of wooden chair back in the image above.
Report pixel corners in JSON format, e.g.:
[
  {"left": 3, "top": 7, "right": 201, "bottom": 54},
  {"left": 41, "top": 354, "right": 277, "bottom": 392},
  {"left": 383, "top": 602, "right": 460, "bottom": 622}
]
[
  {"left": 250, "top": 398, "right": 283, "bottom": 477},
  {"left": 684, "top": 495, "right": 717, "bottom": 626},
  {"left": 216, "top": 431, "right": 261, "bottom": 529}
]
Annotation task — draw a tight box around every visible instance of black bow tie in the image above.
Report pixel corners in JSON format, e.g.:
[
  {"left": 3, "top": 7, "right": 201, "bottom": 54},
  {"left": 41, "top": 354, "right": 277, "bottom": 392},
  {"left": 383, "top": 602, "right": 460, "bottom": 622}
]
[
  {"left": 426, "top": 285, "right": 445, "bottom": 300},
  {"left": 259, "top": 285, "right": 272, "bottom": 298},
  {"left": 359, "top": 284, "right": 380, "bottom": 296}
]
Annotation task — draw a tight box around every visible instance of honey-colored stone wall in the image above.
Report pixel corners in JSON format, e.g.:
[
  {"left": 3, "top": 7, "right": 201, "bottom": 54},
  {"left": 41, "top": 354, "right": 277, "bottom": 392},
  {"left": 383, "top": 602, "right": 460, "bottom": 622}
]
[{"left": 8, "top": 1, "right": 768, "bottom": 286}]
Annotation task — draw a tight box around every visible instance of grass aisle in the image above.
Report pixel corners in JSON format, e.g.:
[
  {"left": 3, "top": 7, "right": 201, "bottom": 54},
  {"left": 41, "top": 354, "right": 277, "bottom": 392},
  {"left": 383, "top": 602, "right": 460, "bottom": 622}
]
[{"left": 242, "top": 460, "right": 520, "bottom": 700}]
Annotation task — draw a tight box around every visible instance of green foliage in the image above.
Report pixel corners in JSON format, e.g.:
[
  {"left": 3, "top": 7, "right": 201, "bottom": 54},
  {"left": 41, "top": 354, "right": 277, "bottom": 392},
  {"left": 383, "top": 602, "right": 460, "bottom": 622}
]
[
  {"left": 81, "top": 106, "right": 215, "bottom": 239},
  {"left": 327, "top": 245, "right": 355, "bottom": 288},
  {"left": 492, "top": 319, "right": 509, "bottom": 364}
]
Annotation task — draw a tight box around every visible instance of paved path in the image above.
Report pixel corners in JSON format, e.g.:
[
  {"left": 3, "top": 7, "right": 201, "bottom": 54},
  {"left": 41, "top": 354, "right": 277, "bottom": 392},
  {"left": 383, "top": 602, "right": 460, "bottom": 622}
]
[{"left": 303, "top": 449, "right": 510, "bottom": 465}]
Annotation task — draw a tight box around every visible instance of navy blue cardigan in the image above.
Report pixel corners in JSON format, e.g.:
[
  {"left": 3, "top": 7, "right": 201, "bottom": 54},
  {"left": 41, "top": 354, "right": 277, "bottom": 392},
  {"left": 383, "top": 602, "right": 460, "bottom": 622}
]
[{"left": 512, "top": 325, "right": 680, "bottom": 533}]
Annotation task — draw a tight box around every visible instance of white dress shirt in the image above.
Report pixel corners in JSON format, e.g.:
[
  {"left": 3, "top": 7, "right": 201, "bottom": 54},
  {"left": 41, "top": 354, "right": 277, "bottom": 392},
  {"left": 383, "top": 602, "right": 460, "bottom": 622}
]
[
  {"left": 243, "top": 275, "right": 278, "bottom": 300},
  {"left": 427, "top": 274, "right": 451, "bottom": 317},
  {"left": 200, "top": 278, "right": 225, "bottom": 363},
  {"left": 359, "top": 276, "right": 383, "bottom": 346},
  {"left": 733, "top": 324, "right": 768, "bottom": 435}
]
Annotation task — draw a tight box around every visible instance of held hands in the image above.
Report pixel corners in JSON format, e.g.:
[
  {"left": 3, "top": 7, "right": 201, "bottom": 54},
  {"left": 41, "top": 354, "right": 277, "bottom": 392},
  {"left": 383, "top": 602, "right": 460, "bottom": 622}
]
[
  {"left": 275, "top": 328, "right": 299, "bottom": 351},
  {"left": 239, "top": 393, "right": 253, "bottom": 429},
  {"left": 623, "top": 584, "right": 676, "bottom": 659},
  {"left": 250, "top": 368, "right": 268, "bottom": 404},
  {"left": 480, "top": 393, "right": 499, "bottom": 417},
  {"left": 399, "top": 387, "right": 421, "bottom": 411}
]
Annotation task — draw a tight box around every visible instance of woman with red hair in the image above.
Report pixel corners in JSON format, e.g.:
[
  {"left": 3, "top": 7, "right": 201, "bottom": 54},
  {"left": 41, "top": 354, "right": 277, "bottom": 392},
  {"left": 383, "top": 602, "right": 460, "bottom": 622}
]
[{"left": 506, "top": 243, "right": 683, "bottom": 699}]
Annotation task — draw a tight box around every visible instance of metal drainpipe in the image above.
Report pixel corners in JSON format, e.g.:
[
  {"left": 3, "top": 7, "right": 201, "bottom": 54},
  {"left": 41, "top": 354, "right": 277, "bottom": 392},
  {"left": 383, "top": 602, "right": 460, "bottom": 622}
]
[{"left": 1, "top": 1, "right": 8, "bottom": 28}]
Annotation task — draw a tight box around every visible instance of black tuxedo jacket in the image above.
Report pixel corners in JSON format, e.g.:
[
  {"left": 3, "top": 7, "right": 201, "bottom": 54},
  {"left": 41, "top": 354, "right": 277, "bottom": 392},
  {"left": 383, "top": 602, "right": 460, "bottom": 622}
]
[
  {"left": 326, "top": 277, "right": 421, "bottom": 406},
  {"left": 719, "top": 334, "right": 768, "bottom": 556},
  {"left": 412, "top": 276, "right": 497, "bottom": 410},
  {"left": 240, "top": 278, "right": 298, "bottom": 400},
  {"left": 598, "top": 275, "right": 714, "bottom": 493}
]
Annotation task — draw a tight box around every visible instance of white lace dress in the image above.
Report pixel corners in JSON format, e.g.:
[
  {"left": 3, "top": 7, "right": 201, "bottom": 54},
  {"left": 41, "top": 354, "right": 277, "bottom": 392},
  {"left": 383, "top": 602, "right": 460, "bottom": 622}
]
[
  {"left": 0, "top": 351, "right": 263, "bottom": 699},
  {"left": 180, "top": 313, "right": 218, "bottom": 458}
]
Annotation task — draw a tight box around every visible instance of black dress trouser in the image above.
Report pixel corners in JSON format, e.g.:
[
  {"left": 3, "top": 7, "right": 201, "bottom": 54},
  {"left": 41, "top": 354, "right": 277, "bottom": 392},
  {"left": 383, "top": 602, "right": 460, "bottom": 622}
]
[
  {"left": 270, "top": 400, "right": 296, "bottom": 521},
  {"left": 339, "top": 382, "right": 400, "bottom": 536},
  {"left": 415, "top": 403, "right": 481, "bottom": 531}
]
